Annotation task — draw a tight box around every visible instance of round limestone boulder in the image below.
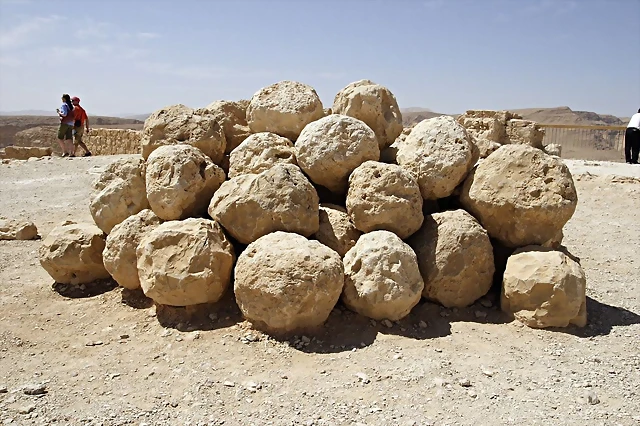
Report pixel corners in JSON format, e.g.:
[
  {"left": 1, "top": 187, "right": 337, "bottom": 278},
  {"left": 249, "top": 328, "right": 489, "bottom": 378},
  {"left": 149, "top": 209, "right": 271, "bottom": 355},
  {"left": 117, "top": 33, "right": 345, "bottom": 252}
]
[
  {"left": 146, "top": 145, "right": 226, "bottom": 221},
  {"left": 408, "top": 209, "right": 495, "bottom": 308},
  {"left": 234, "top": 231, "right": 344, "bottom": 334},
  {"left": 208, "top": 163, "right": 319, "bottom": 244},
  {"left": 228, "top": 132, "right": 296, "bottom": 178},
  {"left": 295, "top": 114, "right": 380, "bottom": 193},
  {"left": 459, "top": 144, "right": 578, "bottom": 248},
  {"left": 342, "top": 230, "right": 424, "bottom": 321},
  {"left": 246, "top": 81, "right": 324, "bottom": 141},
  {"left": 102, "top": 209, "right": 162, "bottom": 290},
  {"left": 501, "top": 247, "right": 587, "bottom": 328},
  {"left": 543, "top": 143, "right": 562, "bottom": 157},
  {"left": 346, "top": 161, "right": 423, "bottom": 239},
  {"left": 332, "top": 80, "right": 403, "bottom": 149},
  {"left": 141, "top": 104, "right": 226, "bottom": 164},
  {"left": 38, "top": 221, "right": 110, "bottom": 285},
  {"left": 89, "top": 157, "right": 149, "bottom": 234},
  {"left": 315, "top": 204, "right": 362, "bottom": 257},
  {"left": 396, "top": 116, "right": 475, "bottom": 200},
  {"left": 136, "top": 218, "right": 235, "bottom": 306},
  {"left": 202, "top": 100, "right": 251, "bottom": 153}
]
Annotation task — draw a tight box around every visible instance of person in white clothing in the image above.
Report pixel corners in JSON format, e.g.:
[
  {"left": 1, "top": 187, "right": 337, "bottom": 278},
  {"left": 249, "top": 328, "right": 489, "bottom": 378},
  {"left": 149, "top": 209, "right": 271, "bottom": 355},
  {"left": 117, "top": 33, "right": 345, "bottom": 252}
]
[{"left": 625, "top": 109, "right": 640, "bottom": 164}]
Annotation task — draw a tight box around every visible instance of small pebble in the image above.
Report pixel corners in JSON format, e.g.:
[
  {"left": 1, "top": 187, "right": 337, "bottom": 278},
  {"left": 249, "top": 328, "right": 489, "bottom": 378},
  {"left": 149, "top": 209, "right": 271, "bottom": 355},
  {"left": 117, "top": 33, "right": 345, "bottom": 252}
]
[
  {"left": 223, "top": 381, "right": 235, "bottom": 387},
  {"left": 458, "top": 378, "right": 472, "bottom": 387},
  {"left": 0, "top": 386, "right": 7, "bottom": 393},
  {"left": 480, "top": 299, "right": 493, "bottom": 308},
  {"left": 382, "top": 320, "right": 393, "bottom": 328},
  {"left": 85, "top": 341, "right": 103, "bottom": 346},
  {"left": 586, "top": 391, "right": 600, "bottom": 405},
  {"left": 474, "top": 311, "right": 487, "bottom": 319},
  {"left": 419, "top": 320, "right": 428, "bottom": 329},
  {"left": 22, "top": 383, "right": 46, "bottom": 395},
  {"left": 356, "top": 373, "right": 370, "bottom": 384}
]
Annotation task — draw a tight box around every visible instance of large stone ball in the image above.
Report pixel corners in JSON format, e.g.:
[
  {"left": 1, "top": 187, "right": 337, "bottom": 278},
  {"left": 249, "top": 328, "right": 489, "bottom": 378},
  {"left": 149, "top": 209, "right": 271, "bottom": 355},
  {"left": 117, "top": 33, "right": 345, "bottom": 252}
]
[
  {"left": 228, "top": 132, "right": 296, "bottom": 178},
  {"left": 102, "top": 209, "right": 162, "bottom": 290},
  {"left": 146, "top": 145, "right": 225, "bottom": 221},
  {"left": 208, "top": 163, "right": 319, "bottom": 244},
  {"left": 396, "top": 116, "right": 475, "bottom": 200},
  {"left": 234, "top": 231, "right": 344, "bottom": 334},
  {"left": 201, "top": 100, "right": 251, "bottom": 153},
  {"left": 408, "top": 209, "right": 494, "bottom": 308},
  {"left": 295, "top": 114, "right": 380, "bottom": 193},
  {"left": 346, "top": 161, "right": 423, "bottom": 239},
  {"left": 342, "top": 230, "right": 424, "bottom": 321},
  {"left": 141, "top": 104, "right": 226, "bottom": 164},
  {"left": 246, "top": 81, "right": 324, "bottom": 141},
  {"left": 314, "top": 203, "right": 362, "bottom": 257},
  {"left": 332, "top": 79, "right": 403, "bottom": 149},
  {"left": 459, "top": 144, "right": 578, "bottom": 248},
  {"left": 136, "top": 218, "right": 235, "bottom": 306},
  {"left": 89, "top": 157, "right": 149, "bottom": 234},
  {"left": 38, "top": 221, "right": 110, "bottom": 284}
]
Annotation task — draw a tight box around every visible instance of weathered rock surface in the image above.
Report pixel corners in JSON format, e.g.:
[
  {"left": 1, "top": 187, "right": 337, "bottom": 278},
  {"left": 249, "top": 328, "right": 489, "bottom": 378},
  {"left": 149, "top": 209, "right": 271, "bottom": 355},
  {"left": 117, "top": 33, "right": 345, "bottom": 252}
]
[
  {"left": 501, "top": 247, "right": 587, "bottom": 328},
  {"left": 346, "top": 161, "right": 423, "bottom": 239},
  {"left": 102, "top": 209, "right": 162, "bottom": 290},
  {"left": 89, "top": 157, "right": 149, "bottom": 234},
  {"left": 136, "top": 218, "right": 235, "bottom": 306},
  {"left": 38, "top": 221, "right": 110, "bottom": 284},
  {"left": 209, "top": 164, "right": 319, "bottom": 244},
  {"left": 228, "top": 132, "right": 296, "bottom": 178},
  {"left": 0, "top": 217, "right": 38, "bottom": 240},
  {"left": 145, "top": 145, "right": 225, "bottom": 220},
  {"left": 460, "top": 144, "right": 578, "bottom": 248},
  {"left": 342, "top": 231, "right": 423, "bottom": 321},
  {"left": 202, "top": 100, "right": 251, "bottom": 153},
  {"left": 234, "top": 231, "right": 344, "bottom": 334},
  {"left": 396, "top": 116, "right": 475, "bottom": 200},
  {"left": 472, "top": 137, "right": 502, "bottom": 159},
  {"left": 2, "top": 146, "right": 52, "bottom": 160},
  {"left": 409, "top": 209, "right": 494, "bottom": 307},
  {"left": 314, "top": 204, "right": 362, "bottom": 257},
  {"left": 141, "top": 104, "right": 226, "bottom": 164},
  {"left": 506, "top": 119, "right": 544, "bottom": 149},
  {"left": 332, "top": 80, "right": 403, "bottom": 149},
  {"left": 296, "top": 114, "right": 380, "bottom": 193},
  {"left": 543, "top": 143, "right": 562, "bottom": 157},
  {"left": 246, "top": 81, "right": 324, "bottom": 141}
]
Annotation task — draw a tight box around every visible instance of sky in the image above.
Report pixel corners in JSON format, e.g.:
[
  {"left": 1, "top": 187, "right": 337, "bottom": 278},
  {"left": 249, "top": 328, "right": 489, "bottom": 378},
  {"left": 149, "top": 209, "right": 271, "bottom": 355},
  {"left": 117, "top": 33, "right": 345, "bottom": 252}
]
[{"left": 0, "top": 0, "right": 638, "bottom": 117}]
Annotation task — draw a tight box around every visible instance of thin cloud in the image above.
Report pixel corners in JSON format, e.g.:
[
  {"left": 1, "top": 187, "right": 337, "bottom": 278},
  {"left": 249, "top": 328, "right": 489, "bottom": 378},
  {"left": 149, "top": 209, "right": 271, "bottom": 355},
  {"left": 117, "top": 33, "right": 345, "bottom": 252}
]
[
  {"left": 137, "top": 32, "right": 160, "bottom": 40},
  {"left": 0, "top": 15, "right": 61, "bottom": 49}
]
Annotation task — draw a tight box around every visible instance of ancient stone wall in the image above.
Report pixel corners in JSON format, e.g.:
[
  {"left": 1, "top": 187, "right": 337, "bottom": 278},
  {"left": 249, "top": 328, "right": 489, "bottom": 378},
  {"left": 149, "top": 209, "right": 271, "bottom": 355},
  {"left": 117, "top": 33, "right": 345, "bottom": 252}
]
[{"left": 12, "top": 127, "right": 141, "bottom": 155}]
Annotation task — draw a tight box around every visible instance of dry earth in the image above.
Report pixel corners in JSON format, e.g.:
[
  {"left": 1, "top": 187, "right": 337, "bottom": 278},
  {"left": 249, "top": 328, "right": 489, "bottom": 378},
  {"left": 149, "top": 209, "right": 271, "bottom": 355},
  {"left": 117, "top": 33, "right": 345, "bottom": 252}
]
[{"left": 0, "top": 155, "right": 639, "bottom": 426}]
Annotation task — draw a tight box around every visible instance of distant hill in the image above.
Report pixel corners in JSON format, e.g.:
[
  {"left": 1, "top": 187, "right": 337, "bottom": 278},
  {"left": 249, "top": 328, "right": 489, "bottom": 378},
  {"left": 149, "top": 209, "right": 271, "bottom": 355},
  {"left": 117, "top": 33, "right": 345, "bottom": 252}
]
[
  {"left": 0, "top": 110, "right": 56, "bottom": 116},
  {"left": 400, "top": 108, "right": 452, "bottom": 126},
  {"left": 509, "top": 106, "right": 626, "bottom": 126}
]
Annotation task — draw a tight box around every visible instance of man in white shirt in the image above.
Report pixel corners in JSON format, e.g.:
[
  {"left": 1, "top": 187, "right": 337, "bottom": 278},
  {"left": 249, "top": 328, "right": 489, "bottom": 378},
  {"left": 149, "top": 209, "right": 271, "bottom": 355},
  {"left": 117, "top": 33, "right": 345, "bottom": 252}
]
[{"left": 625, "top": 108, "right": 640, "bottom": 164}]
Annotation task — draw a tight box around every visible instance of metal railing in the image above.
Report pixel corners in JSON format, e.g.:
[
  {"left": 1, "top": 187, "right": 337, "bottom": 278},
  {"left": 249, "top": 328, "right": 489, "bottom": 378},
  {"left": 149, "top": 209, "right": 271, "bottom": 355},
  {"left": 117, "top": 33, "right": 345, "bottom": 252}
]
[{"left": 539, "top": 124, "right": 627, "bottom": 152}]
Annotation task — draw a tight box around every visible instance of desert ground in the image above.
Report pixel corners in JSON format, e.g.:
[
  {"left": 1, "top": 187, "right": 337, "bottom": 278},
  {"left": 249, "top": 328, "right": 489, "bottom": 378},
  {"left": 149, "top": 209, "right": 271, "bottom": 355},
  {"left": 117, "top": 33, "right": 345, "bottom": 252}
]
[{"left": 0, "top": 154, "right": 639, "bottom": 426}]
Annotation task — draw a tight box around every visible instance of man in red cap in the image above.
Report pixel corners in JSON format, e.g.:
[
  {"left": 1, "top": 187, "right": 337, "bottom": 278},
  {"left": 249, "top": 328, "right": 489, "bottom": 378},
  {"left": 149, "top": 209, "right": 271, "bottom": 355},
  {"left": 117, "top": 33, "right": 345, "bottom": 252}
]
[{"left": 71, "top": 96, "right": 92, "bottom": 156}]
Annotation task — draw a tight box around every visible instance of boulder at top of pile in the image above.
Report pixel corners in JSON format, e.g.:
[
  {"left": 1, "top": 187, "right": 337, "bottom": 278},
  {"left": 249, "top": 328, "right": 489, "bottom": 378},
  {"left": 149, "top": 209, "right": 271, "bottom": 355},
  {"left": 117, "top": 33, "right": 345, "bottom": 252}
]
[
  {"left": 141, "top": 104, "right": 226, "bottom": 164},
  {"left": 234, "top": 231, "right": 344, "bottom": 334},
  {"left": 460, "top": 144, "right": 577, "bottom": 248},
  {"left": 145, "top": 145, "right": 225, "bottom": 221},
  {"left": 228, "top": 132, "right": 296, "bottom": 178},
  {"left": 0, "top": 217, "right": 38, "bottom": 240},
  {"left": 201, "top": 100, "right": 251, "bottom": 154},
  {"left": 346, "top": 161, "right": 423, "bottom": 240},
  {"left": 102, "top": 209, "right": 162, "bottom": 290},
  {"left": 506, "top": 119, "right": 544, "bottom": 149},
  {"left": 296, "top": 114, "right": 380, "bottom": 194},
  {"left": 314, "top": 203, "right": 362, "bottom": 257},
  {"left": 89, "top": 157, "right": 149, "bottom": 234},
  {"left": 38, "top": 221, "right": 110, "bottom": 285},
  {"left": 246, "top": 81, "right": 324, "bottom": 141},
  {"left": 209, "top": 163, "right": 319, "bottom": 244},
  {"left": 409, "top": 209, "right": 494, "bottom": 308},
  {"left": 543, "top": 143, "right": 562, "bottom": 157},
  {"left": 332, "top": 79, "right": 403, "bottom": 149},
  {"left": 342, "top": 230, "right": 424, "bottom": 321},
  {"left": 501, "top": 246, "right": 587, "bottom": 328},
  {"left": 136, "top": 218, "right": 235, "bottom": 306},
  {"left": 396, "top": 116, "right": 475, "bottom": 200}
]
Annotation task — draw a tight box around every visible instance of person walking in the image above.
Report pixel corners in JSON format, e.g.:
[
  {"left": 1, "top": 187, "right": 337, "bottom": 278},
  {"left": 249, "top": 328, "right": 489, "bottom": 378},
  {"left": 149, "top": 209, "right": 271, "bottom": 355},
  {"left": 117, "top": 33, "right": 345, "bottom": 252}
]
[
  {"left": 625, "top": 108, "right": 640, "bottom": 164},
  {"left": 56, "top": 94, "right": 75, "bottom": 157},
  {"left": 71, "top": 96, "right": 92, "bottom": 156}
]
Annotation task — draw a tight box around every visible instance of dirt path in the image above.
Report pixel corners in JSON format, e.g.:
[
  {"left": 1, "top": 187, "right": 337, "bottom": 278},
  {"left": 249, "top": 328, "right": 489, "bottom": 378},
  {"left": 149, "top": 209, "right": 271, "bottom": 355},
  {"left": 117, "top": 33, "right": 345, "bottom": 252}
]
[{"left": 0, "top": 156, "right": 639, "bottom": 426}]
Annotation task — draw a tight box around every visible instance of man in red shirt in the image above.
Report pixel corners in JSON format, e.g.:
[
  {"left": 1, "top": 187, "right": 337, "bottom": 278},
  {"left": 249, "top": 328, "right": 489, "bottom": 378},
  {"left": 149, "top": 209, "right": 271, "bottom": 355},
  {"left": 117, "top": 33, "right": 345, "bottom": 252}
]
[{"left": 71, "top": 96, "right": 92, "bottom": 156}]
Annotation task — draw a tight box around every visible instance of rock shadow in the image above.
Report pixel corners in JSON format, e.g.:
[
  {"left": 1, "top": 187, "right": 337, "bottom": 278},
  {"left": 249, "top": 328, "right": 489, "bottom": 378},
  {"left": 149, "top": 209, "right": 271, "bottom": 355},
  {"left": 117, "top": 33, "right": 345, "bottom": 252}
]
[
  {"left": 549, "top": 296, "right": 640, "bottom": 338},
  {"left": 52, "top": 278, "right": 117, "bottom": 298},
  {"left": 155, "top": 289, "right": 243, "bottom": 332},
  {"left": 120, "top": 288, "right": 154, "bottom": 309}
]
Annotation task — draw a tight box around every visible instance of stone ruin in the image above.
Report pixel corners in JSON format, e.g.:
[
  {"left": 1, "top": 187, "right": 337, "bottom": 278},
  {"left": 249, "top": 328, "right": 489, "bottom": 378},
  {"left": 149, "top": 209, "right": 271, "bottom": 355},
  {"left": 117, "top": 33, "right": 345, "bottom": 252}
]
[{"left": 37, "top": 79, "right": 586, "bottom": 334}]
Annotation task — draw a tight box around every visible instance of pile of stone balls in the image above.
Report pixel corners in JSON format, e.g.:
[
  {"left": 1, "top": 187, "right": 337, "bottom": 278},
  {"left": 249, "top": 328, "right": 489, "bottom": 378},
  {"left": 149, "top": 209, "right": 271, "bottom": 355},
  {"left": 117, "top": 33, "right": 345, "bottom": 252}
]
[{"left": 38, "top": 79, "right": 586, "bottom": 335}]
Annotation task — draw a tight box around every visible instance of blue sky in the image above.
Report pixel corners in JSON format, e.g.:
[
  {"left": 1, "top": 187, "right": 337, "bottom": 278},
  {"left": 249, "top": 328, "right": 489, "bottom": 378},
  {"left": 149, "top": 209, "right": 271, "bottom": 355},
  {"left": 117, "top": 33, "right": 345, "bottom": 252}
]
[{"left": 0, "top": 0, "right": 638, "bottom": 117}]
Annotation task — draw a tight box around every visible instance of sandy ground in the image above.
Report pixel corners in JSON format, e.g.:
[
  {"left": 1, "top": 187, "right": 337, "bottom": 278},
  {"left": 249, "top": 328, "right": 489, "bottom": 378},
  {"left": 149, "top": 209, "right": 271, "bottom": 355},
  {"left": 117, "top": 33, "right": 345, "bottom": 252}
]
[{"left": 0, "top": 155, "right": 639, "bottom": 426}]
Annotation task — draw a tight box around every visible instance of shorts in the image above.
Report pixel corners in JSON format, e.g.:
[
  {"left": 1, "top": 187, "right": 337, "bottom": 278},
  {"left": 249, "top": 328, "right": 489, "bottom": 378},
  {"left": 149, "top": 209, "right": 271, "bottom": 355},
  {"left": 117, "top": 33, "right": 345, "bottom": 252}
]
[
  {"left": 73, "top": 126, "right": 85, "bottom": 144},
  {"left": 58, "top": 123, "right": 73, "bottom": 140}
]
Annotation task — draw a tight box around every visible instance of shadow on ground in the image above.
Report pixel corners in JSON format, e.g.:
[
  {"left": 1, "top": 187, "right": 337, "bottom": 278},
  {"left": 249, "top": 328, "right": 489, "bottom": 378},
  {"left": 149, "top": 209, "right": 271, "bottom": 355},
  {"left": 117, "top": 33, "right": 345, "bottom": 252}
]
[
  {"left": 52, "top": 278, "right": 118, "bottom": 298},
  {"left": 155, "top": 290, "right": 243, "bottom": 332},
  {"left": 551, "top": 296, "right": 640, "bottom": 337}
]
